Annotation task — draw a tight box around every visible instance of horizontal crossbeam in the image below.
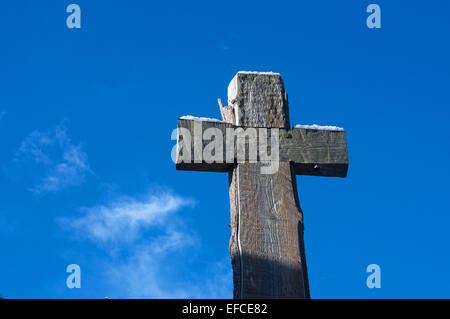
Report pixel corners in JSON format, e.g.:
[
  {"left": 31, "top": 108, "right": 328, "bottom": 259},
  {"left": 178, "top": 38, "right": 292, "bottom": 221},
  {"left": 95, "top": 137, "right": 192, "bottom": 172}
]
[{"left": 175, "top": 118, "right": 348, "bottom": 177}]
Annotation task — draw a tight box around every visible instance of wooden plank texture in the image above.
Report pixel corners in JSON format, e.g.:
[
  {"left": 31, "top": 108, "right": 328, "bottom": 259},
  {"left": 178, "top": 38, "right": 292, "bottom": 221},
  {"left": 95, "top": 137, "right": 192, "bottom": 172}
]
[
  {"left": 175, "top": 119, "right": 348, "bottom": 177},
  {"left": 226, "top": 72, "right": 309, "bottom": 298},
  {"left": 228, "top": 72, "right": 290, "bottom": 128},
  {"left": 175, "top": 72, "right": 348, "bottom": 299}
]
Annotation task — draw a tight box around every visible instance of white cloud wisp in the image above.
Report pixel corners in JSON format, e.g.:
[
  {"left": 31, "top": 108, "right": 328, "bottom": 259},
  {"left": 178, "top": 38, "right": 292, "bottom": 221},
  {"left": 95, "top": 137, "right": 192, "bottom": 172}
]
[
  {"left": 69, "top": 192, "right": 193, "bottom": 243},
  {"left": 16, "top": 120, "right": 91, "bottom": 194}
]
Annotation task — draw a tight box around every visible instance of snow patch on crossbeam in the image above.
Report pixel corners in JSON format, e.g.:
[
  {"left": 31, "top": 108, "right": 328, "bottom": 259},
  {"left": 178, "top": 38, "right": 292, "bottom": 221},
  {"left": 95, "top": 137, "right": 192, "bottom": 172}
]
[
  {"left": 294, "top": 124, "right": 344, "bottom": 131},
  {"left": 237, "top": 71, "right": 281, "bottom": 75},
  {"left": 180, "top": 115, "right": 223, "bottom": 123}
]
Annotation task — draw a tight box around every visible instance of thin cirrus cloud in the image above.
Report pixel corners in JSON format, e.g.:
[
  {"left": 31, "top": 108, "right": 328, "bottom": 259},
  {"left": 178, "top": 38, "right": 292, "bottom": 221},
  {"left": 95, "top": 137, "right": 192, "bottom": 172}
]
[
  {"left": 107, "top": 240, "right": 232, "bottom": 299},
  {"left": 62, "top": 190, "right": 232, "bottom": 298},
  {"left": 0, "top": 110, "right": 6, "bottom": 121},
  {"left": 15, "top": 120, "right": 92, "bottom": 194},
  {"left": 67, "top": 191, "right": 194, "bottom": 243}
]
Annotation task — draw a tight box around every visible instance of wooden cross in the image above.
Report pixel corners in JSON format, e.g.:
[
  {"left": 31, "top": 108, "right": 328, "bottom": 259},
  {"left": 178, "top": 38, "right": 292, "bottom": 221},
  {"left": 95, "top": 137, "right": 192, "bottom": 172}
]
[{"left": 175, "top": 72, "right": 348, "bottom": 299}]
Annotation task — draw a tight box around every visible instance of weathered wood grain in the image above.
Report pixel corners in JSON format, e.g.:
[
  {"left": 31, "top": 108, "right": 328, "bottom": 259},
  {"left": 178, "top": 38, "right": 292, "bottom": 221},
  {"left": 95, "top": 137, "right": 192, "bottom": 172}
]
[
  {"left": 226, "top": 72, "right": 308, "bottom": 298},
  {"left": 218, "top": 98, "right": 235, "bottom": 124},
  {"left": 175, "top": 119, "right": 348, "bottom": 177},
  {"left": 228, "top": 72, "right": 290, "bottom": 128},
  {"left": 229, "top": 162, "right": 309, "bottom": 298},
  {"left": 175, "top": 72, "right": 348, "bottom": 299}
]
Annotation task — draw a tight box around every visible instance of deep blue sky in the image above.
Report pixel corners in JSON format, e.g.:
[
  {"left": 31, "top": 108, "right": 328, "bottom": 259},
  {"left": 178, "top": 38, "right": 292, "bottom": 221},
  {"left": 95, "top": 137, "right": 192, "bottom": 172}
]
[{"left": 1, "top": 0, "right": 449, "bottom": 298}]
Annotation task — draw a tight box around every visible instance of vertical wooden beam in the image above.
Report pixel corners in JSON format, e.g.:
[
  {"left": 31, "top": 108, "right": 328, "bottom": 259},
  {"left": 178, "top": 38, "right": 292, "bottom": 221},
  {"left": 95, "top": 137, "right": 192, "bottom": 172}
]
[{"left": 224, "top": 72, "right": 309, "bottom": 298}]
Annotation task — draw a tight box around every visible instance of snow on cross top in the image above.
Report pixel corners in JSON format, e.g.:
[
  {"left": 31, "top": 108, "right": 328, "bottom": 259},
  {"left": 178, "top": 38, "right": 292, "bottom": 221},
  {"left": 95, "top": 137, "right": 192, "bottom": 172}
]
[
  {"left": 294, "top": 124, "right": 344, "bottom": 131},
  {"left": 179, "top": 115, "right": 223, "bottom": 123},
  {"left": 237, "top": 71, "right": 281, "bottom": 76},
  {"left": 179, "top": 117, "right": 345, "bottom": 131}
]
